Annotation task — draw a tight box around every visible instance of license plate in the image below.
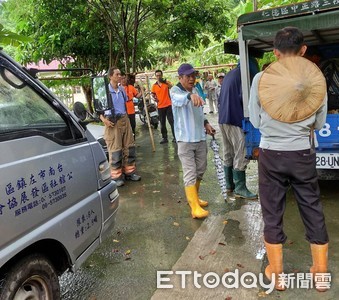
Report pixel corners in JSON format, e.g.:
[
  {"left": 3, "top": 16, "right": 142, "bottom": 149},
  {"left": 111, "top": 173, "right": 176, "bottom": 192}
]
[
  {"left": 316, "top": 153, "right": 339, "bottom": 169},
  {"left": 149, "top": 111, "right": 158, "bottom": 117}
]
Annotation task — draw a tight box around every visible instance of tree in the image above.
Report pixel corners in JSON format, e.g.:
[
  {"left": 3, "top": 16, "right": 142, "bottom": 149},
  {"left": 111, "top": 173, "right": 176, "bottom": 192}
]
[
  {"left": 1, "top": 0, "right": 118, "bottom": 111},
  {"left": 87, "top": 0, "right": 231, "bottom": 73},
  {"left": 1, "top": 0, "right": 232, "bottom": 112},
  {"left": 87, "top": 0, "right": 156, "bottom": 72},
  {"left": 2, "top": 0, "right": 232, "bottom": 72}
]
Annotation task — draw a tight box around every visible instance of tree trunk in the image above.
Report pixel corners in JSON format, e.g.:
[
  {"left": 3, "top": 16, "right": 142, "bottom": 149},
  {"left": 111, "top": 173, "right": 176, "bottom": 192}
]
[
  {"left": 108, "top": 30, "right": 112, "bottom": 68},
  {"left": 82, "top": 84, "right": 93, "bottom": 114},
  {"left": 122, "top": 31, "right": 130, "bottom": 73},
  {"left": 131, "top": 3, "right": 140, "bottom": 72}
]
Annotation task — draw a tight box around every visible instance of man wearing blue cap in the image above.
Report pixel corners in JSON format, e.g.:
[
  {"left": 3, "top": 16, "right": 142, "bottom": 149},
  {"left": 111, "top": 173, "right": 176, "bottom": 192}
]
[{"left": 170, "top": 63, "right": 215, "bottom": 219}]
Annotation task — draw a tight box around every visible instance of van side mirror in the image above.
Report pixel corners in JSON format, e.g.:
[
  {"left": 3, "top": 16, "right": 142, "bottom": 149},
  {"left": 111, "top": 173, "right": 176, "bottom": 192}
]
[
  {"left": 73, "top": 102, "right": 87, "bottom": 121},
  {"left": 91, "top": 76, "right": 110, "bottom": 113},
  {"left": 73, "top": 102, "right": 100, "bottom": 129}
]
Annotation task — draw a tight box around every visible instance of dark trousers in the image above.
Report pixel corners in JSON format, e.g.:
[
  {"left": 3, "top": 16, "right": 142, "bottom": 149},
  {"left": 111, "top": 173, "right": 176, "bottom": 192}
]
[
  {"left": 128, "top": 113, "right": 136, "bottom": 136},
  {"left": 158, "top": 106, "right": 175, "bottom": 139},
  {"left": 258, "top": 148, "right": 329, "bottom": 245}
]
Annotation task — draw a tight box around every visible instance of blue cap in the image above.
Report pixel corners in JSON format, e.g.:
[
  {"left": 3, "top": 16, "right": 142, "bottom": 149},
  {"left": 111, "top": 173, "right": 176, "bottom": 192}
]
[{"left": 178, "top": 63, "right": 196, "bottom": 76}]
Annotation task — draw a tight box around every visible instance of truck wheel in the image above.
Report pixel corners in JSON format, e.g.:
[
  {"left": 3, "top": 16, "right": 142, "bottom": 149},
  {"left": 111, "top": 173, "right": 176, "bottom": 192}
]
[{"left": 0, "top": 254, "right": 60, "bottom": 300}]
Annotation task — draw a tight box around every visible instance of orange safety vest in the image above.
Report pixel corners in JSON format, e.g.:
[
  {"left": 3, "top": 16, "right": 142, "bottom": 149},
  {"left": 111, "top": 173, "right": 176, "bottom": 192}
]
[{"left": 123, "top": 85, "right": 138, "bottom": 115}]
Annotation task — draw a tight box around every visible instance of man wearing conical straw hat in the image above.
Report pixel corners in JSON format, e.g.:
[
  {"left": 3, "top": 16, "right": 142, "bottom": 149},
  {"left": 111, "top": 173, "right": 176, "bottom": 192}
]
[{"left": 249, "top": 27, "right": 329, "bottom": 292}]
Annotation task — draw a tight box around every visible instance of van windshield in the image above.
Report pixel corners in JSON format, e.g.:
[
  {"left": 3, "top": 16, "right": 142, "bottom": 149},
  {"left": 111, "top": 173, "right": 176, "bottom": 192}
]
[{"left": 0, "top": 67, "right": 67, "bottom": 135}]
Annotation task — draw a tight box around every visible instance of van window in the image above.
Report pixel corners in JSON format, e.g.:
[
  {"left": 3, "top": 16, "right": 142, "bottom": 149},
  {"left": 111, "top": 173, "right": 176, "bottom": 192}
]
[{"left": 0, "top": 67, "right": 80, "bottom": 142}]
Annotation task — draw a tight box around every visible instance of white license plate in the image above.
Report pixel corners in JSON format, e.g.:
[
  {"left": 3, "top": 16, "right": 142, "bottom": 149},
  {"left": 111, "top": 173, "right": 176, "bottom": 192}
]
[
  {"left": 316, "top": 153, "right": 339, "bottom": 169},
  {"left": 149, "top": 111, "right": 158, "bottom": 117}
]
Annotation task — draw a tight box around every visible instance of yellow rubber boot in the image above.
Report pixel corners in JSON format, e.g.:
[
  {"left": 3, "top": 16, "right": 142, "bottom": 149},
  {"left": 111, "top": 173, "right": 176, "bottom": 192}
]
[
  {"left": 185, "top": 185, "right": 209, "bottom": 219},
  {"left": 195, "top": 180, "right": 208, "bottom": 207},
  {"left": 264, "top": 241, "right": 285, "bottom": 291},
  {"left": 310, "top": 243, "right": 329, "bottom": 292}
]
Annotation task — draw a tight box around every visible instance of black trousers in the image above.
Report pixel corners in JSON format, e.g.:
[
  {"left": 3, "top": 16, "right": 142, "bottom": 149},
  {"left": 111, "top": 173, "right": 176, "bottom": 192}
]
[
  {"left": 258, "top": 148, "right": 329, "bottom": 245},
  {"left": 158, "top": 105, "right": 175, "bottom": 139},
  {"left": 128, "top": 113, "right": 136, "bottom": 135}
]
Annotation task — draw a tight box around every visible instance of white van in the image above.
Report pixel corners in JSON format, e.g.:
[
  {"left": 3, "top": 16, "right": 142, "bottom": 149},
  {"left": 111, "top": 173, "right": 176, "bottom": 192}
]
[{"left": 0, "top": 50, "right": 119, "bottom": 299}]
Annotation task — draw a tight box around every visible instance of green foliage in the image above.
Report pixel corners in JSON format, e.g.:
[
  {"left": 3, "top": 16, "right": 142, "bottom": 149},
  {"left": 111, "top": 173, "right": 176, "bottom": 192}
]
[
  {"left": 42, "top": 77, "right": 91, "bottom": 89},
  {"left": 2, "top": 0, "right": 110, "bottom": 73},
  {"left": 0, "top": 0, "right": 308, "bottom": 76},
  {"left": 0, "top": 23, "right": 32, "bottom": 46},
  {"left": 0, "top": 0, "right": 32, "bottom": 49},
  {"left": 226, "top": 1, "right": 254, "bottom": 39},
  {"left": 258, "top": 0, "right": 305, "bottom": 9},
  {"left": 0, "top": 0, "right": 231, "bottom": 73},
  {"left": 142, "top": 0, "right": 236, "bottom": 70},
  {"left": 158, "top": 0, "right": 230, "bottom": 50}
]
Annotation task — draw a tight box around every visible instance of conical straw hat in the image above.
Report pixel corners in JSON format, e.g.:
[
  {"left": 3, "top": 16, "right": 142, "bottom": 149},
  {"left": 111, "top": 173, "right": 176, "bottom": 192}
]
[{"left": 258, "top": 56, "right": 326, "bottom": 123}]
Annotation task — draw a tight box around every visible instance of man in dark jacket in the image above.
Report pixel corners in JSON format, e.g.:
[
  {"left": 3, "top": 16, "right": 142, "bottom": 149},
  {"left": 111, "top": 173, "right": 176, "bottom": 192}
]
[{"left": 218, "top": 63, "right": 257, "bottom": 199}]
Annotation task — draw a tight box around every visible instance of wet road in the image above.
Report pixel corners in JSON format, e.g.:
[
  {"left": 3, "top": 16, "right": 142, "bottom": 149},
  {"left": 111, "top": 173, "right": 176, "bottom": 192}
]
[{"left": 60, "top": 111, "right": 339, "bottom": 300}]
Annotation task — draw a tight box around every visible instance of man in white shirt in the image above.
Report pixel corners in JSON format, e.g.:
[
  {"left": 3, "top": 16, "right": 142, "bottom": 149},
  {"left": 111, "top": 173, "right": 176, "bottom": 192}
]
[{"left": 170, "top": 63, "right": 215, "bottom": 219}]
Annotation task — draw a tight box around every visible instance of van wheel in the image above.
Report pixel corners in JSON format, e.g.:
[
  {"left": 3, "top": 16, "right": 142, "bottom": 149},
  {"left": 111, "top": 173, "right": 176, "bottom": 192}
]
[{"left": 0, "top": 254, "right": 60, "bottom": 300}]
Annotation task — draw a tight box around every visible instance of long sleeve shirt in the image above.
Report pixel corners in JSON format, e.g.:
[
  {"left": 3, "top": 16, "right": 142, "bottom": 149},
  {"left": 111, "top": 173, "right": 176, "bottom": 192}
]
[
  {"left": 218, "top": 67, "right": 244, "bottom": 128},
  {"left": 170, "top": 83, "right": 206, "bottom": 142},
  {"left": 248, "top": 72, "right": 328, "bottom": 151}
]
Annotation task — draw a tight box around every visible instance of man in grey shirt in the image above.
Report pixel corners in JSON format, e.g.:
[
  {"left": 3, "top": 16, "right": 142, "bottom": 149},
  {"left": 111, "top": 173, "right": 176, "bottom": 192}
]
[{"left": 249, "top": 27, "right": 329, "bottom": 292}]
